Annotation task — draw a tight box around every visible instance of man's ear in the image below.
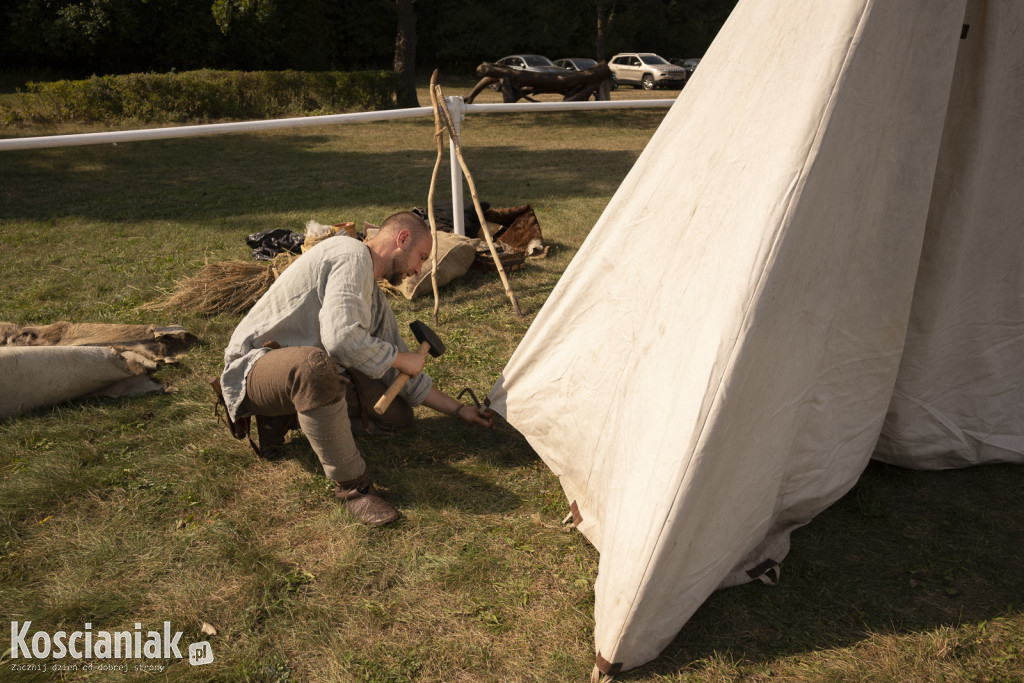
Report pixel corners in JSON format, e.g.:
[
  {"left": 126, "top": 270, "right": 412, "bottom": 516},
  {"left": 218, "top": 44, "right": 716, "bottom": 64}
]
[{"left": 395, "top": 228, "right": 411, "bottom": 248}]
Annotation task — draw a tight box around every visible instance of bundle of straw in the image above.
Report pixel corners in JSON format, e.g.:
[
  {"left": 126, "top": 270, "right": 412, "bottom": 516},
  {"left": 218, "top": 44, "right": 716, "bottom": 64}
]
[{"left": 145, "top": 254, "right": 299, "bottom": 316}]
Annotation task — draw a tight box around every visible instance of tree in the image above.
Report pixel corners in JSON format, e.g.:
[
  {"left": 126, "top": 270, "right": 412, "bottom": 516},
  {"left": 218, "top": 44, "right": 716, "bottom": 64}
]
[
  {"left": 392, "top": 0, "right": 419, "bottom": 107},
  {"left": 211, "top": 0, "right": 274, "bottom": 35},
  {"left": 595, "top": 0, "right": 616, "bottom": 60},
  {"left": 213, "top": 0, "right": 417, "bottom": 106}
]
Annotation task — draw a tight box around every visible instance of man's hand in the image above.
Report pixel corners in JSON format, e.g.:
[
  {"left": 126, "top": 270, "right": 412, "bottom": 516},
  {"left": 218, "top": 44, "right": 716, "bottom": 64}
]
[
  {"left": 456, "top": 405, "right": 495, "bottom": 429},
  {"left": 392, "top": 350, "right": 426, "bottom": 377}
]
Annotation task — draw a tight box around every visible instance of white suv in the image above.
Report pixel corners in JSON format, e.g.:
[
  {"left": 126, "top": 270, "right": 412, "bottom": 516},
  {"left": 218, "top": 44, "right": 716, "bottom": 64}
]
[{"left": 608, "top": 53, "right": 687, "bottom": 90}]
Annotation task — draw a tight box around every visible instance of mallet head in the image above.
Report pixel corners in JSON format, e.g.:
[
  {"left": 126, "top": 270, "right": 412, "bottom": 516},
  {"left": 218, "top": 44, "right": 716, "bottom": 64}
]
[{"left": 410, "top": 320, "right": 445, "bottom": 357}]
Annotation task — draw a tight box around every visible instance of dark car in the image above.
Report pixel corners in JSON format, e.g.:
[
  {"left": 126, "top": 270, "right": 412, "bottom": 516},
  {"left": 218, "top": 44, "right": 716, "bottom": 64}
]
[
  {"left": 490, "top": 54, "right": 565, "bottom": 90},
  {"left": 553, "top": 57, "right": 598, "bottom": 71},
  {"left": 554, "top": 57, "right": 617, "bottom": 89},
  {"left": 670, "top": 57, "right": 702, "bottom": 81}
]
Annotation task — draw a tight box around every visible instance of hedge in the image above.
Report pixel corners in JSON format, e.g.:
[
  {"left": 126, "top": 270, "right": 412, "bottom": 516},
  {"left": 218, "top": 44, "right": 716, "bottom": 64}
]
[{"left": 1, "top": 69, "right": 400, "bottom": 125}]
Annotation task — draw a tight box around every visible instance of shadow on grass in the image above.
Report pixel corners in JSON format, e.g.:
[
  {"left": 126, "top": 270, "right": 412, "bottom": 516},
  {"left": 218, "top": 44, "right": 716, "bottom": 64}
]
[
  {"left": 0, "top": 131, "right": 644, "bottom": 223},
  {"left": 622, "top": 460, "right": 1024, "bottom": 678},
  {"left": 272, "top": 414, "right": 536, "bottom": 517},
  {"left": 402, "top": 249, "right": 567, "bottom": 324}
]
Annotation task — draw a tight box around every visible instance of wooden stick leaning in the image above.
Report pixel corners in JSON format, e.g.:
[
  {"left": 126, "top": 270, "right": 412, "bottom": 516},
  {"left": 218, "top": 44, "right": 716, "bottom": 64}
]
[
  {"left": 433, "top": 84, "right": 524, "bottom": 317},
  {"left": 426, "top": 70, "right": 445, "bottom": 325}
]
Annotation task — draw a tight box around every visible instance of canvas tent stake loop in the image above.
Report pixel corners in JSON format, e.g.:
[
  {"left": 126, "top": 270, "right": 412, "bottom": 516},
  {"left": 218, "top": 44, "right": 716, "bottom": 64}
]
[{"left": 590, "top": 665, "right": 615, "bottom": 683}]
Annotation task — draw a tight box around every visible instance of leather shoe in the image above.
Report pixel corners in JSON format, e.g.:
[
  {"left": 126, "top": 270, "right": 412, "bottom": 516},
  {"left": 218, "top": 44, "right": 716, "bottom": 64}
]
[{"left": 334, "top": 473, "right": 399, "bottom": 525}]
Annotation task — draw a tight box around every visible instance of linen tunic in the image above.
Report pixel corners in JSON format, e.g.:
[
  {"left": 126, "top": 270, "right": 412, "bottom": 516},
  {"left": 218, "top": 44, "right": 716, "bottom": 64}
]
[{"left": 220, "top": 235, "right": 432, "bottom": 421}]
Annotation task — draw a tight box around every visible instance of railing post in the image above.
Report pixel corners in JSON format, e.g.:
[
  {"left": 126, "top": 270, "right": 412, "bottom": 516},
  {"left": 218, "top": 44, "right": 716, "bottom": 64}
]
[{"left": 445, "top": 95, "right": 466, "bottom": 236}]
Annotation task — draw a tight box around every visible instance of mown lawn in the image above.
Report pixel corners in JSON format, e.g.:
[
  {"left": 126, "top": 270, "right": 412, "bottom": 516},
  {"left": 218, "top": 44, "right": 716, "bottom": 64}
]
[{"left": 1, "top": 86, "right": 1022, "bottom": 682}]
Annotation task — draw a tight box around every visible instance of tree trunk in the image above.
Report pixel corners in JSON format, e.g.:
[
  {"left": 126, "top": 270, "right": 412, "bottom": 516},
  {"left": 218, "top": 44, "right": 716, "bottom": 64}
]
[
  {"left": 394, "top": 0, "right": 419, "bottom": 108},
  {"left": 596, "top": 0, "right": 609, "bottom": 60}
]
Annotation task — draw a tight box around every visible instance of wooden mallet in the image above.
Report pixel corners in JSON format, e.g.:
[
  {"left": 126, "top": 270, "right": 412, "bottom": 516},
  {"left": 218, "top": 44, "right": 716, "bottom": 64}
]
[{"left": 373, "top": 320, "right": 446, "bottom": 415}]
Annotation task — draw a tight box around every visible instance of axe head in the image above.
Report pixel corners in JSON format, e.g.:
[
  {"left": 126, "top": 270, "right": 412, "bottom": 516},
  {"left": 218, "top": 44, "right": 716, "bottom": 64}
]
[{"left": 410, "top": 320, "right": 445, "bottom": 357}]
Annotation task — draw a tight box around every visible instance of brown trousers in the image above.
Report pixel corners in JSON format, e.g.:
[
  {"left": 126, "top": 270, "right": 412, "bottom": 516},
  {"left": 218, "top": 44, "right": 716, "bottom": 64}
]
[
  {"left": 241, "top": 346, "right": 414, "bottom": 433},
  {"left": 239, "top": 346, "right": 414, "bottom": 482}
]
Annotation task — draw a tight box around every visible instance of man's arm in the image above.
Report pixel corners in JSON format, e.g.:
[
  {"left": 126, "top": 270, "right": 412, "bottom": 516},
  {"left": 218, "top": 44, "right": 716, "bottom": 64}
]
[
  {"left": 319, "top": 251, "right": 398, "bottom": 377},
  {"left": 392, "top": 350, "right": 426, "bottom": 377},
  {"left": 420, "top": 387, "right": 495, "bottom": 428}
]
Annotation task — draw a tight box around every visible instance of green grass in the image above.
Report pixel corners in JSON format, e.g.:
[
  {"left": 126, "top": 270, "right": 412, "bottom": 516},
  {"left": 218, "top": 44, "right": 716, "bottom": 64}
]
[{"left": 1, "top": 85, "right": 1023, "bottom": 683}]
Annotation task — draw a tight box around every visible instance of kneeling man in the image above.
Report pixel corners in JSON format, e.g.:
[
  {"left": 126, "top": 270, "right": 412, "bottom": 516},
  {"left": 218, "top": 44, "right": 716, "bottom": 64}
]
[{"left": 219, "top": 211, "right": 493, "bottom": 525}]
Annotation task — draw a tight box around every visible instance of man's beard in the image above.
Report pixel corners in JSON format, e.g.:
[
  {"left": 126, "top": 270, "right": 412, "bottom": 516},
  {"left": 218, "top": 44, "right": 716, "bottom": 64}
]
[
  {"left": 386, "top": 253, "right": 409, "bottom": 286},
  {"left": 387, "top": 242, "right": 423, "bottom": 286}
]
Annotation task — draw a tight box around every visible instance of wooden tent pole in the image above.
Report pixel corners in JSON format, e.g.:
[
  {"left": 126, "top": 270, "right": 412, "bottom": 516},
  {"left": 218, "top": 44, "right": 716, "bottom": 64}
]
[
  {"left": 433, "top": 86, "right": 524, "bottom": 317},
  {"left": 426, "top": 70, "right": 445, "bottom": 325}
]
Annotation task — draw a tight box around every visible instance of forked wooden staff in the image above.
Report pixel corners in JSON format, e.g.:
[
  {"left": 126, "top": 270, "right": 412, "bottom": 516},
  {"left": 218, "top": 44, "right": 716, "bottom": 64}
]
[
  {"left": 426, "top": 71, "right": 444, "bottom": 324},
  {"left": 427, "top": 70, "right": 524, "bottom": 318}
]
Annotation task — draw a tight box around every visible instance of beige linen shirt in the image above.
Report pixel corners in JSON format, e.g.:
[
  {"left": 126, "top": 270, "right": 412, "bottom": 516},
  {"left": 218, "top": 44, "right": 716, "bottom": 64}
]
[{"left": 220, "top": 235, "right": 432, "bottom": 421}]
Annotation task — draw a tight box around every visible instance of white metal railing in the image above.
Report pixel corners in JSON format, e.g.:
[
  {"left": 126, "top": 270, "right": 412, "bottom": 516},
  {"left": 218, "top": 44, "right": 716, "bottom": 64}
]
[{"left": 0, "top": 96, "right": 675, "bottom": 235}]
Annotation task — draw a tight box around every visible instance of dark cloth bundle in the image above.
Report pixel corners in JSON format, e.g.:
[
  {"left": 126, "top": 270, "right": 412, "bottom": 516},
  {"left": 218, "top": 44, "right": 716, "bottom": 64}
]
[
  {"left": 247, "top": 229, "right": 305, "bottom": 261},
  {"left": 413, "top": 201, "right": 489, "bottom": 238}
]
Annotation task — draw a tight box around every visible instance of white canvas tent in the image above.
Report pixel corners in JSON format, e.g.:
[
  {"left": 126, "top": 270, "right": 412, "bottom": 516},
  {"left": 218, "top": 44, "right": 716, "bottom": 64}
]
[{"left": 487, "top": 0, "right": 1023, "bottom": 675}]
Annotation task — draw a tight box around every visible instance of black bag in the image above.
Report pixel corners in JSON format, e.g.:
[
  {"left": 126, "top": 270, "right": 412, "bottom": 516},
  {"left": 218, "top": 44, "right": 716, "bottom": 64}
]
[{"left": 246, "top": 229, "right": 305, "bottom": 261}]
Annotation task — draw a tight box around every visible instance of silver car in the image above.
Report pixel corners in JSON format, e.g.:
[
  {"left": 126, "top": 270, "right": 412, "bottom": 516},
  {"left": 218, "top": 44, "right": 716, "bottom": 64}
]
[
  {"left": 495, "top": 54, "right": 565, "bottom": 74},
  {"left": 608, "top": 52, "right": 687, "bottom": 90}
]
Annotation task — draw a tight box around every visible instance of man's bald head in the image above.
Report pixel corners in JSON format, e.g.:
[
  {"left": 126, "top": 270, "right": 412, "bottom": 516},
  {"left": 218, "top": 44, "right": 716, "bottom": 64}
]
[
  {"left": 379, "top": 211, "right": 431, "bottom": 243},
  {"left": 369, "top": 211, "right": 433, "bottom": 286}
]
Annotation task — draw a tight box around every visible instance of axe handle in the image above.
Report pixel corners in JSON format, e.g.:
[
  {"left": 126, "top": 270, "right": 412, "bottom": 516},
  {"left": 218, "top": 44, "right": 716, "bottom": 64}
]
[{"left": 373, "top": 340, "right": 431, "bottom": 415}]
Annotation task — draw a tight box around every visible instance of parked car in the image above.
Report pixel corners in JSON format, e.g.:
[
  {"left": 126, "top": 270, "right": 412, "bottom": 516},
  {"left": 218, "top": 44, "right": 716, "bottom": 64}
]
[
  {"left": 554, "top": 57, "right": 617, "bottom": 89},
  {"left": 553, "top": 57, "right": 597, "bottom": 71},
  {"left": 670, "top": 57, "right": 702, "bottom": 81},
  {"left": 608, "top": 52, "right": 687, "bottom": 89},
  {"left": 494, "top": 54, "right": 565, "bottom": 74},
  {"left": 490, "top": 54, "right": 565, "bottom": 90}
]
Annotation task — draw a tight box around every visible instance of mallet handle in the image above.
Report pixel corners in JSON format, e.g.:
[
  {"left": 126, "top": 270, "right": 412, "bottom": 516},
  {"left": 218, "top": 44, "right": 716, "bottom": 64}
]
[{"left": 373, "top": 340, "right": 431, "bottom": 415}]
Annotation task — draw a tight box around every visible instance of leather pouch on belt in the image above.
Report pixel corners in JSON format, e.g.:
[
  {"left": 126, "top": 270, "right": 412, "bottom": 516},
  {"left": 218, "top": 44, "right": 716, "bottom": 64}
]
[{"left": 210, "top": 377, "right": 258, "bottom": 453}]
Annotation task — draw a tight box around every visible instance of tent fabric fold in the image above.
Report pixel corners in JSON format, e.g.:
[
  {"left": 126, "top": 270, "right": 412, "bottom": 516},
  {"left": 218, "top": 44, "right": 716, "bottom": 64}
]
[
  {"left": 875, "top": 0, "right": 1024, "bottom": 469},
  {"left": 489, "top": 0, "right": 1021, "bottom": 673}
]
